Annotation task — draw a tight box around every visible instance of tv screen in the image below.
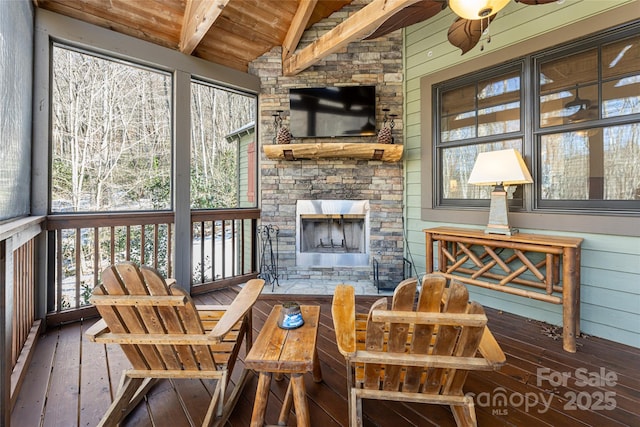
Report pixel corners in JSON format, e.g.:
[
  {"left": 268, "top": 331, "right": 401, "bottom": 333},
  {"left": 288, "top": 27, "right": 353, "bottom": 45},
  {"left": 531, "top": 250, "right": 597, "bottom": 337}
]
[{"left": 289, "top": 86, "right": 376, "bottom": 138}]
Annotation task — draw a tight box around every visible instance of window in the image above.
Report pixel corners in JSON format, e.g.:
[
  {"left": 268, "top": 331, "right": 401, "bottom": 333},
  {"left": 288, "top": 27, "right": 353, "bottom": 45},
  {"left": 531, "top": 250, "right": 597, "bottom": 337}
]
[
  {"left": 51, "top": 44, "right": 172, "bottom": 213},
  {"left": 190, "top": 80, "right": 257, "bottom": 209},
  {"left": 535, "top": 32, "right": 640, "bottom": 210},
  {"left": 433, "top": 23, "right": 640, "bottom": 214},
  {"left": 436, "top": 64, "right": 525, "bottom": 208}
]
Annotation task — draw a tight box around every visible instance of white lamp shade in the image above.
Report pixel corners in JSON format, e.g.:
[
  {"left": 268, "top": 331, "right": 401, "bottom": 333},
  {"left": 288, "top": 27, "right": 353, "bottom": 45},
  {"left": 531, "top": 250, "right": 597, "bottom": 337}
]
[
  {"left": 449, "top": 0, "right": 511, "bottom": 20},
  {"left": 468, "top": 148, "right": 533, "bottom": 186}
]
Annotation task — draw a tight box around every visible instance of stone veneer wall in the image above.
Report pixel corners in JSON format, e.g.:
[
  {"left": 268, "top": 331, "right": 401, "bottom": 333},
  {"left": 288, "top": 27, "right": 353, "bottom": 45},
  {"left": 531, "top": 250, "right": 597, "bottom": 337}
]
[{"left": 249, "top": 0, "right": 405, "bottom": 284}]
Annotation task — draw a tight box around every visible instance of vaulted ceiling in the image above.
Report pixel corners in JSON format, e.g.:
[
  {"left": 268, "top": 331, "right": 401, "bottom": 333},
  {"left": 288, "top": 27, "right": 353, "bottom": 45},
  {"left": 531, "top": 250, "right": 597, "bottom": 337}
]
[
  {"left": 34, "top": 0, "right": 455, "bottom": 76},
  {"left": 33, "top": 0, "right": 559, "bottom": 75},
  {"left": 35, "top": 0, "right": 346, "bottom": 72}
]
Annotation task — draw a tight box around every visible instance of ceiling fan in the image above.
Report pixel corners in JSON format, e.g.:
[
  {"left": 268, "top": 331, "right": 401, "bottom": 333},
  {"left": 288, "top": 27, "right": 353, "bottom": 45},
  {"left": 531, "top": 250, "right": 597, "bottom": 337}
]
[
  {"left": 365, "top": 0, "right": 558, "bottom": 54},
  {"left": 564, "top": 86, "right": 598, "bottom": 123}
]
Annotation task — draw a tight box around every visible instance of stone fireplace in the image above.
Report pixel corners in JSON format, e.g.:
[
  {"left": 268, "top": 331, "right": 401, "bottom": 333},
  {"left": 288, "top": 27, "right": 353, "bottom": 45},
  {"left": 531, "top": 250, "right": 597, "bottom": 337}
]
[
  {"left": 296, "top": 200, "right": 370, "bottom": 267},
  {"left": 250, "top": 0, "right": 405, "bottom": 285},
  {"left": 257, "top": 157, "right": 404, "bottom": 284}
]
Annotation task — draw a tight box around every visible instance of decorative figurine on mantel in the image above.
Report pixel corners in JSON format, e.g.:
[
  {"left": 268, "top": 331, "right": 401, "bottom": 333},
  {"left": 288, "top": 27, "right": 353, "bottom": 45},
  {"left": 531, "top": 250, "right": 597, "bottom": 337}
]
[
  {"left": 273, "top": 110, "right": 291, "bottom": 144},
  {"left": 377, "top": 108, "right": 396, "bottom": 144}
]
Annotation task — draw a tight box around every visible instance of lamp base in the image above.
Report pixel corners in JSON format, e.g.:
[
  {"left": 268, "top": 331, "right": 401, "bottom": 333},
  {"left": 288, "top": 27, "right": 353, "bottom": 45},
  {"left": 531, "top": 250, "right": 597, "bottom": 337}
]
[
  {"left": 484, "top": 224, "right": 519, "bottom": 236},
  {"left": 484, "top": 185, "right": 519, "bottom": 236}
]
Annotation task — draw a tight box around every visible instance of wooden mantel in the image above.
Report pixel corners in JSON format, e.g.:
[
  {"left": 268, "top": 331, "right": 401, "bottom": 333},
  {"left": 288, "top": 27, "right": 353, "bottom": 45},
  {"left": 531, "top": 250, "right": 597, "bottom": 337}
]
[{"left": 263, "top": 142, "right": 403, "bottom": 162}]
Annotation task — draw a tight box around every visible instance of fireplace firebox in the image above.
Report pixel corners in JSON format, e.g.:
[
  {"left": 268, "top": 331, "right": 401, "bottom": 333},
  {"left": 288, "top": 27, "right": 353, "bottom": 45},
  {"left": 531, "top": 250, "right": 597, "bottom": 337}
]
[{"left": 296, "top": 200, "right": 370, "bottom": 267}]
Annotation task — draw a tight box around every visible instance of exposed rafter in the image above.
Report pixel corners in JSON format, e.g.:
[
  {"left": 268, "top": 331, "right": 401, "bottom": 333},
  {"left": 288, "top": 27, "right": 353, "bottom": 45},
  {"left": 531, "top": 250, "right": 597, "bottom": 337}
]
[
  {"left": 283, "top": 0, "right": 422, "bottom": 76},
  {"left": 180, "top": 0, "right": 230, "bottom": 54},
  {"left": 282, "top": 0, "right": 318, "bottom": 62}
]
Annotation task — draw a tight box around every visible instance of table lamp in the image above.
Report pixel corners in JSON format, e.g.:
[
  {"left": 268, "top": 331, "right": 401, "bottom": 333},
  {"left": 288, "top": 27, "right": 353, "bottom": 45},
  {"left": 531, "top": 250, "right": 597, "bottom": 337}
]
[{"left": 468, "top": 148, "right": 533, "bottom": 236}]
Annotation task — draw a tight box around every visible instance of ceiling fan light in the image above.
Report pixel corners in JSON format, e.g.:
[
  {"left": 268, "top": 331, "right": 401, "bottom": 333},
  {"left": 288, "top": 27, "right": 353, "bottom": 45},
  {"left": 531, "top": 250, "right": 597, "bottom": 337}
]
[{"left": 449, "top": 0, "right": 511, "bottom": 20}]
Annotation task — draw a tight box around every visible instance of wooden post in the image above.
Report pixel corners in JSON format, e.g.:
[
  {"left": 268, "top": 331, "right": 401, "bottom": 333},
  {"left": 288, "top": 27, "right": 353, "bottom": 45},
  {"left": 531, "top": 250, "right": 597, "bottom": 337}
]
[
  {"left": 425, "top": 231, "right": 433, "bottom": 273},
  {"left": 563, "top": 246, "right": 579, "bottom": 353},
  {"left": 278, "top": 381, "right": 294, "bottom": 425},
  {"left": 437, "top": 241, "right": 446, "bottom": 273},
  {"left": 575, "top": 248, "right": 581, "bottom": 336},
  {"left": 1, "top": 240, "right": 10, "bottom": 427},
  {"left": 312, "top": 347, "right": 323, "bottom": 383},
  {"left": 291, "top": 374, "right": 310, "bottom": 426}
]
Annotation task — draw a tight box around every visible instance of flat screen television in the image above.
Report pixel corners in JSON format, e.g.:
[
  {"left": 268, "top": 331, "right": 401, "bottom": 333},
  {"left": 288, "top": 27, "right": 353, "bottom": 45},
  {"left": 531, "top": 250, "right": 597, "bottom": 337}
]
[{"left": 289, "top": 86, "right": 376, "bottom": 138}]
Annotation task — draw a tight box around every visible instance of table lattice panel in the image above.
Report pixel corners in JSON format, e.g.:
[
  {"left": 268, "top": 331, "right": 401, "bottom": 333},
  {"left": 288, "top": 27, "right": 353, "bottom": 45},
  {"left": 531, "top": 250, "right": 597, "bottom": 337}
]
[{"left": 436, "top": 238, "right": 564, "bottom": 304}]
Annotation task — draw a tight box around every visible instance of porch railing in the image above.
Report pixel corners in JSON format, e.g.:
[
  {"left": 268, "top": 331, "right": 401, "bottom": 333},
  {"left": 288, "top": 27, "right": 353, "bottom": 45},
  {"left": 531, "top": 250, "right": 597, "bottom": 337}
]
[
  {"left": 1, "top": 216, "right": 44, "bottom": 417},
  {"left": 190, "top": 209, "right": 259, "bottom": 294},
  {"left": 45, "top": 208, "right": 260, "bottom": 322},
  {"left": 1, "top": 208, "right": 259, "bottom": 418}
]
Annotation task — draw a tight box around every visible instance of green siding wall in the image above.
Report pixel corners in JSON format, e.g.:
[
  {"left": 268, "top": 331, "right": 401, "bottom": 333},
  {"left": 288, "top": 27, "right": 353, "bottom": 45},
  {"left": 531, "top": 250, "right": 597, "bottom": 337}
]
[{"left": 403, "top": 1, "right": 640, "bottom": 348}]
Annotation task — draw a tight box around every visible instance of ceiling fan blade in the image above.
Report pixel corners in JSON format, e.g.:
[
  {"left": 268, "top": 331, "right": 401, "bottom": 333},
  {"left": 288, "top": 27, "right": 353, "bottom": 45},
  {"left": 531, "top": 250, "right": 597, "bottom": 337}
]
[
  {"left": 568, "top": 105, "right": 598, "bottom": 123},
  {"left": 364, "top": 0, "right": 446, "bottom": 40},
  {"left": 447, "top": 15, "right": 495, "bottom": 55}
]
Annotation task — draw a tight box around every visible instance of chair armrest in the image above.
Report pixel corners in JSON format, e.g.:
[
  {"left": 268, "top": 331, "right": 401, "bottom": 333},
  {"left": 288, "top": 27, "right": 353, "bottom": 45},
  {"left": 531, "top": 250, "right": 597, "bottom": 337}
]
[
  {"left": 208, "top": 278, "right": 264, "bottom": 339},
  {"left": 478, "top": 327, "right": 506, "bottom": 367},
  {"left": 332, "top": 285, "right": 357, "bottom": 356},
  {"left": 85, "top": 318, "right": 108, "bottom": 342}
]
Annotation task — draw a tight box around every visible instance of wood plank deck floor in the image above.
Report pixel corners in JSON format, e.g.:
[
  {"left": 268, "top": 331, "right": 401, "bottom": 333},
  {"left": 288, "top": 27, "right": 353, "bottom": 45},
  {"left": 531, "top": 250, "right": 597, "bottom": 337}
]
[{"left": 11, "top": 287, "right": 640, "bottom": 427}]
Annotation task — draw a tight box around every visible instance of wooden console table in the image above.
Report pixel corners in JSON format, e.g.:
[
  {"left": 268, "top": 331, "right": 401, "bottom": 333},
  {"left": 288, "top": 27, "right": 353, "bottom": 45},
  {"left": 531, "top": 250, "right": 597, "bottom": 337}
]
[{"left": 423, "top": 227, "right": 583, "bottom": 352}]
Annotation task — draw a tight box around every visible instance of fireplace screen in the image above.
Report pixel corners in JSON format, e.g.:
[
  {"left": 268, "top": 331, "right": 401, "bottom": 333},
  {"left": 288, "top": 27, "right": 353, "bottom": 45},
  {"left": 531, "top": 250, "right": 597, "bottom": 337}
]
[
  {"left": 296, "top": 200, "right": 369, "bottom": 267},
  {"left": 300, "top": 215, "right": 365, "bottom": 254}
]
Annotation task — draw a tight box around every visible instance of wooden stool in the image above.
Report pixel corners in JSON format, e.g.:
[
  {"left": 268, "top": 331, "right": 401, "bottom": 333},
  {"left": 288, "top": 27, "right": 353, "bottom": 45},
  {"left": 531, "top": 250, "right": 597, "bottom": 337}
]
[{"left": 245, "top": 305, "right": 322, "bottom": 427}]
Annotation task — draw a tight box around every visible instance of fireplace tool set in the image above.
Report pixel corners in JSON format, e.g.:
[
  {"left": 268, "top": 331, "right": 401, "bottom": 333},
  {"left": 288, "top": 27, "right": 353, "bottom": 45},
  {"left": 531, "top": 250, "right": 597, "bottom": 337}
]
[{"left": 257, "top": 224, "right": 279, "bottom": 291}]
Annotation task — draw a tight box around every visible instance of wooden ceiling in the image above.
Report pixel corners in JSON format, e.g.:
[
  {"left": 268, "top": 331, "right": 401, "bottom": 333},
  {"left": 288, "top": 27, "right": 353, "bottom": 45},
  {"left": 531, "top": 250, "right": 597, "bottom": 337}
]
[
  {"left": 34, "top": 0, "right": 349, "bottom": 72},
  {"left": 34, "top": 0, "right": 427, "bottom": 75}
]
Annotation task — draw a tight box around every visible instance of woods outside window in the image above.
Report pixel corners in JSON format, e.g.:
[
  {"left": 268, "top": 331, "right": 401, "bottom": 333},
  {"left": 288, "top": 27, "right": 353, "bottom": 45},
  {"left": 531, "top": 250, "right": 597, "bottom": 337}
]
[
  {"left": 190, "top": 80, "right": 257, "bottom": 210},
  {"left": 51, "top": 44, "right": 172, "bottom": 213}
]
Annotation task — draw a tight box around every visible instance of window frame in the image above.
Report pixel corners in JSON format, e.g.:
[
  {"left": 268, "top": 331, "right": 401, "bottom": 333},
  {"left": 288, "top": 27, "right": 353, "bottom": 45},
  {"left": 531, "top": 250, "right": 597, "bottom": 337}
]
[
  {"left": 433, "top": 61, "right": 527, "bottom": 210},
  {"left": 531, "top": 27, "right": 640, "bottom": 212},
  {"left": 189, "top": 77, "right": 258, "bottom": 210},
  {"left": 430, "top": 22, "right": 639, "bottom": 217},
  {"left": 49, "top": 41, "right": 175, "bottom": 214}
]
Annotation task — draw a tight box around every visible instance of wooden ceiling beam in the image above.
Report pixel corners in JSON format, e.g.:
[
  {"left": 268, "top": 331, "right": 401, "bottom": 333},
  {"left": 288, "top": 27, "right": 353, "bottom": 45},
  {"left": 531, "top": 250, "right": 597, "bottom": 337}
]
[
  {"left": 180, "top": 0, "right": 230, "bottom": 54},
  {"left": 282, "top": 0, "right": 318, "bottom": 62},
  {"left": 283, "top": 0, "right": 421, "bottom": 76}
]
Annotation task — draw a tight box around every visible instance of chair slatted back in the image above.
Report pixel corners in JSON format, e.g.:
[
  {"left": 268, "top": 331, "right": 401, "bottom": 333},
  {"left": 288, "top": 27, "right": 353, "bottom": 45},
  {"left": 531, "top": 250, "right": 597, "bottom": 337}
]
[
  {"left": 334, "top": 275, "right": 505, "bottom": 427},
  {"left": 381, "top": 278, "right": 416, "bottom": 391},
  {"left": 95, "top": 263, "right": 217, "bottom": 371},
  {"left": 359, "top": 275, "right": 489, "bottom": 397}
]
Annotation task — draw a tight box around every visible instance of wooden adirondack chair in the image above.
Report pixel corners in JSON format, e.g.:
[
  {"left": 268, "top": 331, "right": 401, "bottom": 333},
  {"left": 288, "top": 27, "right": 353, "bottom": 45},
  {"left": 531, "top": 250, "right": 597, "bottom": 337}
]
[
  {"left": 85, "top": 262, "right": 264, "bottom": 427},
  {"left": 332, "top": 274, "right": 506, "bottom": 427}
]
